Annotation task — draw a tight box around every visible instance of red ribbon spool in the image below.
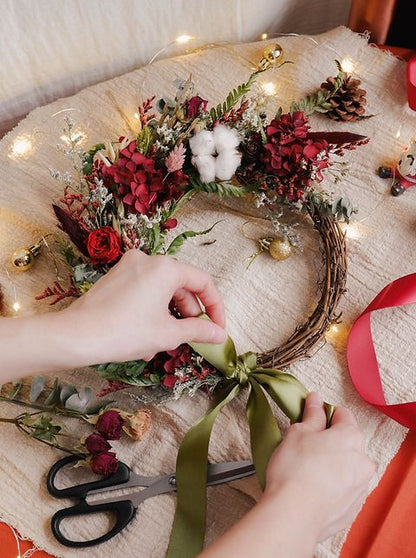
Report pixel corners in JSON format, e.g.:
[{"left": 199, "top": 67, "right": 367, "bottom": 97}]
[{"left": 347, "top": 273, "right": 416, "bottom": 428}]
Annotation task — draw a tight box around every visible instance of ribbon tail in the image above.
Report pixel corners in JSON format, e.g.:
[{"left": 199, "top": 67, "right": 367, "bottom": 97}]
[
  {"left": 246, "top": 378, "right": 282, "bottom": 490},
  {"left": 255, "top": 370, "right": 335, "bottom": 426},
  {"left": 166, "top": 383, "right": 240, "bottom": 558}
]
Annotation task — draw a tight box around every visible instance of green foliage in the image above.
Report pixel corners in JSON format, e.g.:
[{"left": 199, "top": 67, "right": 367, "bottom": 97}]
[
  {"left": 189, "top": 176, "right": 249, "bottom": 197},
  {"left": 82, "top": 143, "right": 106, "bottom": 175},
  {"left": 291, "top": 61, "right": 344, "bottom": 116},
  {"left": 209, "top": 70, "right": 261, "bottom": 121},
  {"left": 306, "top": 191, "right": 356, "bottom": 222},
  {"left": 95, "top": 359, "right": 159, "bottom": 386},
  {"left": 21, "top": 414, "right": 62, "bottom": 443},
  {"left": 136, "top": 126, "right": 154, "bottom": 155},
  {"left": 165, "top": 222, "right": 220, "bottom": 256},
  {"left": 55, "top": 236, "right": 80, "bottom": 267}
]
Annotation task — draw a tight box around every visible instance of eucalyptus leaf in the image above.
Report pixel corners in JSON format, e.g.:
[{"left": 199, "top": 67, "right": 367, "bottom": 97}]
[
  {"left": 44, "top": 379, "right": 61, "bottom": 406},
  {"left": 60, "top": 385, "right": 77, "bottom": 404},
  {"left": 29, "top": 376, "right": 46, "bottom": 403},
  {"left": 10, "top": 381, "right": 23, "bottom": 400},
  {"left": 65, "top": 387, "right": 93, "bottom": 412}
]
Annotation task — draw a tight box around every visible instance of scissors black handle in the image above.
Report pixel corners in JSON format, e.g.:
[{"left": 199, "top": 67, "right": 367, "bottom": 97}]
[
  {"left": 51, "top": 498, "right": 136, "bottom": 547},
  {"left": 47, "top": 454, "right": 131, "bottom": 499}
]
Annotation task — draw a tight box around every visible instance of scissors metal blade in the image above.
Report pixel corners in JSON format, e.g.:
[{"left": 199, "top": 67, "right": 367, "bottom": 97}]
[{"left": 207, "top": 460, "right": 255, "bottom": 485}]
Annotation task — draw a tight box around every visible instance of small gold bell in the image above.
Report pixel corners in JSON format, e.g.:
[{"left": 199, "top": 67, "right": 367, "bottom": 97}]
[
  {"left": 12, "top": 242, "right": 42, "bottom": 271},
  {"left": 258, "top": 43, "right": 283, "bottom": 70},
  {"left": 268, "top": 238, "right": 292, "bottom": 260}
]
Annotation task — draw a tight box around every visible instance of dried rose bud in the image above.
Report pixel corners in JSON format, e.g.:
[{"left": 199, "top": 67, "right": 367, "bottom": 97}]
[
  {"left": 96, "top": 410, "right": 126, "bottom": 440},
  {"left": 85, "top": 432, "right": 112, "bottom": 455},
  {"left": 90, "top": 451, "right": 118, "bottom": 476},
  {"left": 121, "top": 409, "right": 151, "bottom": 441}
]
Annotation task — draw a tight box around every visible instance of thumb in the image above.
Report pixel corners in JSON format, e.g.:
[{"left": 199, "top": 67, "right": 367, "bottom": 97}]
[
  {"left": 173, "top": 316, "right": 227, "bottom": 346},
  {"left": 301, "top": 392, "right": 327, "bottom": 432}
]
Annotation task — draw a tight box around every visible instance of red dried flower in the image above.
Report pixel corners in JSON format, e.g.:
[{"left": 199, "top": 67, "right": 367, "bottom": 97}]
[
  {"left": 90, "top": 451, "right": 118, "bottom": 476},
  {"left": 185, "top": 96, "right": 208, "bottom": 118},
  {"left": 96, "top": 410, "right": 126, "bottom": 440},
  {"left": 85, "top": 433, "right": 112, "bottom": 454},
  {"left": 162, "top": 344, "right": 193, "bottom": 387},
  {"left": 262, "top": 111, "right": 330, "bottom": 201},
  {"left": 101, "top": 140, "right": 183, "bottom": 216},
  {"left": 87, "top": 226, "right": 122, "bottom": 265}
]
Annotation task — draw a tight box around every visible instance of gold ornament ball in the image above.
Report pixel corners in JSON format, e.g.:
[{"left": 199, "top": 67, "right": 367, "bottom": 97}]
[
  {"left": 263, "top": 43, "right": 283, "bottom": 64},
  {"left": 12, "top": 248, "right": 35, "bottom": 271},
  {"left": 268, "top": 238, "right": 292, "bottom": 261}
]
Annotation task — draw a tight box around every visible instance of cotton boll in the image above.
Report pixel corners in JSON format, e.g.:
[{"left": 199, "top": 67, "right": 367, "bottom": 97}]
[
  {"left": 189, "top": 130, "right": 216, "bottom": 156},
  {"left": 192, "top": 154, "right": 216, "bottom": 183},
  {"left": 215, "top": 150, "right": 242, "bottom": 180},
  {"left": 213, "top": 125, "right": 241, "bottom": 152}
]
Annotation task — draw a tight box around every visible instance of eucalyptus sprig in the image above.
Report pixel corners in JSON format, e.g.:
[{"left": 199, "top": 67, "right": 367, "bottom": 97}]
[{"left": 0, "top": 377, "right": 114, "bottom": 454}]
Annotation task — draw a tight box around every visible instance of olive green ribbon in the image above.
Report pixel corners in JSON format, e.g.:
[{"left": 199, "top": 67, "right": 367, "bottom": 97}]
[{"left": 166, "top": 321, "right": 334, "bottom": 558}]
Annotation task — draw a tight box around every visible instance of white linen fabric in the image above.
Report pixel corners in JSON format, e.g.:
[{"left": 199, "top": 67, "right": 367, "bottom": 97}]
[
  {"left": 0, "top": 26, "right": 414, "bottom": 558},
  {"left": 0, "top": 0, "right": 352, "bottom": 136}
]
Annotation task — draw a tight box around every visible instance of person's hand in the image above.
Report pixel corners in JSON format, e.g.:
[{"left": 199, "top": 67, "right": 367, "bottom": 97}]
[
  {"left": 61, "top": 250, "right": 227, "bottom": 365},
  {"left": 264, "top": 392, "right": 375, "bottom": 543}
]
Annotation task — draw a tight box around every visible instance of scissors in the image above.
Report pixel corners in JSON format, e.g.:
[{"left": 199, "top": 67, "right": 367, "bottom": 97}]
[{"left": 47, "top": 454, "right": 255, "bottom": 548}]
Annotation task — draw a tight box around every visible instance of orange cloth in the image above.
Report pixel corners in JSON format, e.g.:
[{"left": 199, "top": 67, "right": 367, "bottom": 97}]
[{"left": 1, "top": 430, "right": 416, "bottom": 558}]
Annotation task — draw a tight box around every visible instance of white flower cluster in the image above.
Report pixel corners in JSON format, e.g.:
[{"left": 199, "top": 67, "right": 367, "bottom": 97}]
[{"left": 189, "top": 125, "right": 241, "bottom": 183}]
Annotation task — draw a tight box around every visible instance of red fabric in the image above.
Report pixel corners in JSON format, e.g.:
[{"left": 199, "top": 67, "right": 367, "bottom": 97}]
[{"left": 347, "top": 273, "right": 416, "bottom": 428}]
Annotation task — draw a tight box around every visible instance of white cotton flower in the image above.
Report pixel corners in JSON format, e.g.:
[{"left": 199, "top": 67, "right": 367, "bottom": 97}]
[
  {"left": 212, "top": 124, "right": 240, "bottom": 151},
  {"left": 215, "top": 151, "right": 242, "bottom": 181},
  {"left": 189, "top": 130, "right": 216, "bottom": 155},
  {"left": 191, "top": 154, "right": 216, "bottom": 183}
]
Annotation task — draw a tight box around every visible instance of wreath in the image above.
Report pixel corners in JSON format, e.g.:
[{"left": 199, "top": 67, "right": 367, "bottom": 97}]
[{"left": 33, "top": 47, "right": 369, "bottom": 555}]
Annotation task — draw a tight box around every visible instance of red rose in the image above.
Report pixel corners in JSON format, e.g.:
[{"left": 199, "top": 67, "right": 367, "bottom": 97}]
[
  {"left": 96, "top": 410, "right": 126, "bottom": 440},
  {"left": 185, "top": 96, "right": 208, "bottom": 118},
  {"left": 87, "top": 226, "right": 122, "bottom": 265},
  {"left": 90, "top": 451, "right": 118, "bottom": 476},
  {"left": 85, "top": 433, "right": 111, "bottom": 454}
]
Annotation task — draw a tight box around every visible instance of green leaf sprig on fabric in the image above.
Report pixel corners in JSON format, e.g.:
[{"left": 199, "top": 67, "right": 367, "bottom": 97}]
[{"left": 0, "top": 378, "right": 151, "bottom": 476}]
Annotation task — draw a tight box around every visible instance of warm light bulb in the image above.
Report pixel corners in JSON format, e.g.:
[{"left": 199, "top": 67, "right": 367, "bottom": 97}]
[
  {"left": 60, "top": 131, "right": 86, "bottom": 145},
  {"left": 339, "top": 222, "right": 362, "bottom": 239},
  {"left": 262, "top": 82, "right": 277, "bottom": 96},
  {"left": 10, "top": 136, "right": 33, "bottom": 157},
  {"left": 261, "top": 33, "right": 268, "bottom": 40},
  {"left": 395, "top": 127, "right": 401, "bottom": 139},
  {"left": 341, "top": 57, "right": 355, "bottom": 73},
  {"left": 13, "top": 301, "right": 21, "bottom": 312},
  {"left": 134, "top": 112, "right": 140, "bottom": 120},
  {"left": 330, "top": 324, "right": 339, "bottom": 333},
  {"left": 176, "top": 34, "right": 192, "bottom": 44}
]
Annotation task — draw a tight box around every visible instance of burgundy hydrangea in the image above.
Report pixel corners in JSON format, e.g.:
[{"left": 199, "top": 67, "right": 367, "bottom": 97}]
[
  {"left": 90, "top": 451, "right": 118, "bottom": 476},
  {"left": 96, "top": 410, "right": 126, "bottom": 440},
  {"left": 85, "top": 433, "right": 112, "bottom": 454},
  {"left": 185, "top": 96, "right": 208, "bottom": 118},
  {"left": 101, "top": 140, "right": 184, "bottom": 216},
  {"left": 262, "top": 111, "right": 330, "bottom": 201}
]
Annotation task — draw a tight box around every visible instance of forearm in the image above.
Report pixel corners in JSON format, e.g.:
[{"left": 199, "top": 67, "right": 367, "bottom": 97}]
[
  {"left": 0, "top": 312, "right": 85, "bottom": 382},
  {"left": 199, "top": 485, "right": 317, "bottom": 558}
]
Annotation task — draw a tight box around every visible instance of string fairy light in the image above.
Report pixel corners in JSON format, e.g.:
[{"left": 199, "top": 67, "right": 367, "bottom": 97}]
[
  {"left": 8, "top": 135, "right": 33, "bottom": 159},
  {"left": 261, "top": 33, "right": 268, "bottom": 40},
  {"left": 341, "top": 56, "right": 355, "bottom": 73},
  {"left": 262, "top": 82, "right": 277, "bottom": 96}
]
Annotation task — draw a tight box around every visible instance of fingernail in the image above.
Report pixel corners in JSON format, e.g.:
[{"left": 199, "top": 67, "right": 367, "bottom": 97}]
[
  {"left": 211, "top": 326, "right": 227, "bottom": 343},
  {"left": 307, "top": 392, "right": 323, "bottom": 407}
]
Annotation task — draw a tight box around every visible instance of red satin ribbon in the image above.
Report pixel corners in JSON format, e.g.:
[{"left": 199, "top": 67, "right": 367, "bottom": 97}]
[{"left": 347, "top": 273, "right": 416, "bottom": 428}]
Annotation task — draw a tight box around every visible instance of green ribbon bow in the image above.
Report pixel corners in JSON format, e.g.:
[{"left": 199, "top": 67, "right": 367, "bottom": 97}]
[{"left": 166, "top": 319, "right": 334, "bottom": 558}]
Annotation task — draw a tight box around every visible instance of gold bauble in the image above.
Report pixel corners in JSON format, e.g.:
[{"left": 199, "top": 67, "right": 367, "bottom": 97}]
[
  {"left": 268, "top": 238, "right": 292, "bottom": 261},
  {"left": 12, "top": 247, "right": 35, "bottom": 271},
  {"left": 262, "top": 43, "right": 283, "bottom": 64}
]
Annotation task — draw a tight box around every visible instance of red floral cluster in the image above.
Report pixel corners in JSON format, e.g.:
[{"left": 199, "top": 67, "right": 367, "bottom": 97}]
[
  {"left": 85, "top": 410, "right": 125, "bottom": 476},
  {"left": 262, "top": 111, "right": 330, "bottom": 201},
  {"left": 101, "top": 140, "right": 186, "bottom": 216},
  {"left": 159, "top": 344, "right": 216, "bottom": 388}
]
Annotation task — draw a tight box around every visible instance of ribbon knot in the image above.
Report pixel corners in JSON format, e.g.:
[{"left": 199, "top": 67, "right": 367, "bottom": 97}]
[{"left": 232, "top": 351, "right": 257, "bottom": 385}]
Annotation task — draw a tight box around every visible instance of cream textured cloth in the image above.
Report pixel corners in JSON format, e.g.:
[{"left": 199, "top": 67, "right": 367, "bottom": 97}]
[
  {"left": 0, "top": 0, "right": 351, "bottom": 135},
  {"left": 0, "top": 27, "right": 415, "bottom": 558}
]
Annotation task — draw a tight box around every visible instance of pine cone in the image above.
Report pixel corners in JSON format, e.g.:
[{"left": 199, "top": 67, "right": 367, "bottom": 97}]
[{"left": 321, "top": 75, "right": 367, "bottom": 122}]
